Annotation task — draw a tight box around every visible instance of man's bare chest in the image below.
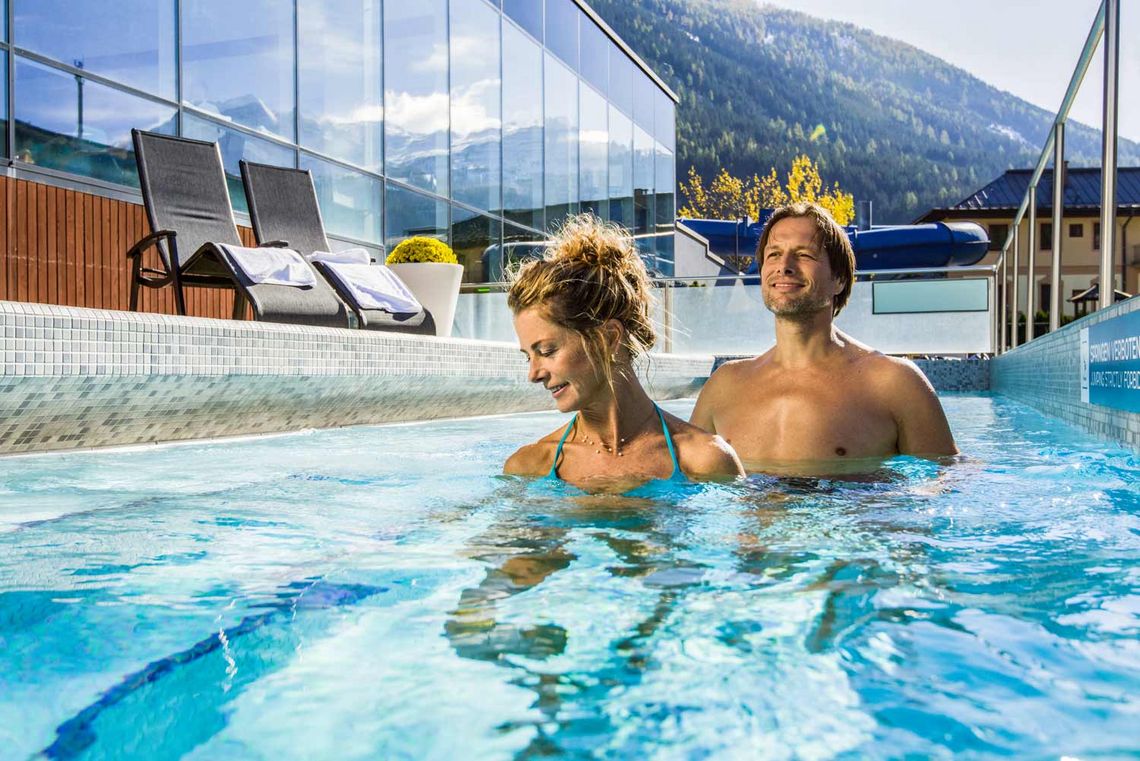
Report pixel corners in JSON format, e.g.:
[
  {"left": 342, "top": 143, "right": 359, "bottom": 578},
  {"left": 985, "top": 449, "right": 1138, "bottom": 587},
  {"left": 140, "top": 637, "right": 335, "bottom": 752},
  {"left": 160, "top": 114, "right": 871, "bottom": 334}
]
[{"left": 714, "top": 385, "right": 898, "bottom": 462}]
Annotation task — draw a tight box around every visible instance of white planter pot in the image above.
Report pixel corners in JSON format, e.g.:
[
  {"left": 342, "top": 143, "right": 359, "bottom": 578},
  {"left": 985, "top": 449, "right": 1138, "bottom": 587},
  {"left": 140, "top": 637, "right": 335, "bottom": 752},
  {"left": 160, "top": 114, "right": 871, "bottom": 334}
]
[{"left": 387, "top": 262, "right": 464, "bottom": 338}]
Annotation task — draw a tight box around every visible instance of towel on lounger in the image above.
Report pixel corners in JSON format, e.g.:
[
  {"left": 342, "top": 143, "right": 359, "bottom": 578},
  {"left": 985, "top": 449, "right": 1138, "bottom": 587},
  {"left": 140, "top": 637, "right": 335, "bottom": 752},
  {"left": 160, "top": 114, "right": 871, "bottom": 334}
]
[
  {"left": 319, "top": 262, "right": 422, "bottom": 313},
  {"left": 220, "top": 245, "right": 317, "bottom": 287},
  {"left": 309, "top": 248, "right": 372, "bottom": 265}
]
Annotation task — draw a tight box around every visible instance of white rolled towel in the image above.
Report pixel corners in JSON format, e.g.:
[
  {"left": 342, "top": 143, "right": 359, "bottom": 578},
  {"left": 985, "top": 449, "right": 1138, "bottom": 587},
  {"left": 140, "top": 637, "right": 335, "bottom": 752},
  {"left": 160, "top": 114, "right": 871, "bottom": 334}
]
[
  {"left": 320, "top": 262, "right": 422, "bottom": 313},
  {"left": 220, "top": 245, "right": 317, "bottom": 287},
  {"left": 309, "top": 247, "right": 372, "bottom": 265}
]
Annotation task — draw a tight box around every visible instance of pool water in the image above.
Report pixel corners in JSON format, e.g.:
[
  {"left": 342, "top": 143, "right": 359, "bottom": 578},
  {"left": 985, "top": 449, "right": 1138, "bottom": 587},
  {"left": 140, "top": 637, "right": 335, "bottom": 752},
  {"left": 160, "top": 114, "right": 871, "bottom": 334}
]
[{"left": 1, "top": 395, "right": 1138, "bottom": 759}]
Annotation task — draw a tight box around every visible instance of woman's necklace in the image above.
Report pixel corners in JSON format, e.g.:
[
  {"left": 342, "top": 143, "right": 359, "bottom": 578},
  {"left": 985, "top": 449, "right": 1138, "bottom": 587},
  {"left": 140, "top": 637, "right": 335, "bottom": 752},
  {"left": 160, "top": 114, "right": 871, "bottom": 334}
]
[{"left": 576, "top": 406, "right": 657, "bottom": 457}]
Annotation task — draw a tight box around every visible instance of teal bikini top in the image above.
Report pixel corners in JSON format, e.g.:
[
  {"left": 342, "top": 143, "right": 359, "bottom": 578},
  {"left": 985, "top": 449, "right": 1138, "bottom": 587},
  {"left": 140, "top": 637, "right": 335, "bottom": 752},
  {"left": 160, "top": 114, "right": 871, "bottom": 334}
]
[{"left": 546, "top": 404, "right": 685, "bottom": 483}]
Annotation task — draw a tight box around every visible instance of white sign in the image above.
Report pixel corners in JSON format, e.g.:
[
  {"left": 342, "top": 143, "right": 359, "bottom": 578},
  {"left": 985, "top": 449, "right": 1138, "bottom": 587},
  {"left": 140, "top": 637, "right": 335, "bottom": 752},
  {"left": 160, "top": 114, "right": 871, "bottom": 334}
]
[{"left": 1080, "top": 328, "right": 1090, "bottom": 403}]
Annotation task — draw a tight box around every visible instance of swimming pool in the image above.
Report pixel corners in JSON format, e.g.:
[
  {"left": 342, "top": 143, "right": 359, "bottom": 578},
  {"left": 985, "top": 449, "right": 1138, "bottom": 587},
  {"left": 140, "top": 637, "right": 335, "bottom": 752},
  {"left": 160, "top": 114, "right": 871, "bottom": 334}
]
[{"left": 1, "top": 395, "right": 1137, "bottom": 758}]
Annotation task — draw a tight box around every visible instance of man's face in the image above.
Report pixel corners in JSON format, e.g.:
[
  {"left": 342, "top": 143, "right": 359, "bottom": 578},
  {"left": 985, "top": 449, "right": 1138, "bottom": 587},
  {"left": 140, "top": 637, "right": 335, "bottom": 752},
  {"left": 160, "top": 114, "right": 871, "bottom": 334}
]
[{"left": 760, "top": 216, "right": 843, "bottom": 318}]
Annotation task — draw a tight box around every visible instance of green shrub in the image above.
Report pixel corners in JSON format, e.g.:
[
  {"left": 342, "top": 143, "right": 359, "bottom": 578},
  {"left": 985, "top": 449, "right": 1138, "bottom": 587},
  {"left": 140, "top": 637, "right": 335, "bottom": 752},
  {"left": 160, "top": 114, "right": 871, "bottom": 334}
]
[{"left": 385, "top": 236, "right": 457, "bottom": 265}]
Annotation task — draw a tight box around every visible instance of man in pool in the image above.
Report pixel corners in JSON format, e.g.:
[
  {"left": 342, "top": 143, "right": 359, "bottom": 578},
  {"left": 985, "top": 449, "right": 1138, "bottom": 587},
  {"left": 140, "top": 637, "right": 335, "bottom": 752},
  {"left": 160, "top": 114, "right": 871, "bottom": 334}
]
[{"left": 690, "top": 202, "right": 958, "bottom": 474}]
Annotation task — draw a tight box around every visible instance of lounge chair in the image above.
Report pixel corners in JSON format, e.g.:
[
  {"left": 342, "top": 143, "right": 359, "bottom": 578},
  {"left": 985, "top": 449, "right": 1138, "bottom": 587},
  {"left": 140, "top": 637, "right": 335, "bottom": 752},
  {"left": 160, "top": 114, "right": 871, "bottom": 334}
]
[
  {"left": 239, "top": 160, "right": 436, "bottom": 335},
  {"left": 127, "top": 129, "right": 352, "bottom": 328}
]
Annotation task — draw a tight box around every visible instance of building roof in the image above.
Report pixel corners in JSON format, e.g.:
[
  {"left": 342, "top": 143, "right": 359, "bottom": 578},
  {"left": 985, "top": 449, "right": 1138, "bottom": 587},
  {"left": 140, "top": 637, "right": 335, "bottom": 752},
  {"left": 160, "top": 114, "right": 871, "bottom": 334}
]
[{"left": 916, "top": 167, "right": 1140, "bottom": 222}]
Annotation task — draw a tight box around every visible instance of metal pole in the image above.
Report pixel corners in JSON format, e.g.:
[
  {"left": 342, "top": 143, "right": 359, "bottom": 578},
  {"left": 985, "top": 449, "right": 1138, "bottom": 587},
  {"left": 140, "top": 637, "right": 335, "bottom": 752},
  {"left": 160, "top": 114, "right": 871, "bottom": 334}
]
[
  {"left": 990, "top": 270, "right": 998, "bottom": 355},
  {"left": 1099, "top": 0, "right": 1119, "bottom": 310},
  {"left": 1050, "top": 123, "right": 1065, "bottom": 332},
  {"left": 1011, "top": 225, "right": 1020, "bottom": 349},
  {"left": 1027, "top": 186, "right": 1037, "bottom": 341},
  {"left": 1000, "top": 252, "right": 1008, "bottom": 353}
]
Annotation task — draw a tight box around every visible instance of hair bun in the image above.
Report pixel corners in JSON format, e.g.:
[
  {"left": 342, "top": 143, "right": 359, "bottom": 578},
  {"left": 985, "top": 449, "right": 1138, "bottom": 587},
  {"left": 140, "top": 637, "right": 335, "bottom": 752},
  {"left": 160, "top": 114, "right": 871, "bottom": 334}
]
[
  {"left": 508, "top": 213, "right": 657, "bottom": 359},
  {"left": 550, "top": 214, "right": 636, "bottom": 271}
]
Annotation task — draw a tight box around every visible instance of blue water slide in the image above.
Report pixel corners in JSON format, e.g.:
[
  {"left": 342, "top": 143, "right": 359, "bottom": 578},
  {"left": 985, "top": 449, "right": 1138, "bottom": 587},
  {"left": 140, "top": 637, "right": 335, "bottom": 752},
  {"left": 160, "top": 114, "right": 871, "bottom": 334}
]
[{"left": 679, "top": 217, "right": 989, "bottom": 271}]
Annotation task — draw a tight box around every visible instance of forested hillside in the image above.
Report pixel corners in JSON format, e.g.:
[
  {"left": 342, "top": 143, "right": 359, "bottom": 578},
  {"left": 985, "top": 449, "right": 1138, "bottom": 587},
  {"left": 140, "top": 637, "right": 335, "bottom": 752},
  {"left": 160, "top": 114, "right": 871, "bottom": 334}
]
[{"left": 591, "top": 0, "right": 1140, "bottom": 222}]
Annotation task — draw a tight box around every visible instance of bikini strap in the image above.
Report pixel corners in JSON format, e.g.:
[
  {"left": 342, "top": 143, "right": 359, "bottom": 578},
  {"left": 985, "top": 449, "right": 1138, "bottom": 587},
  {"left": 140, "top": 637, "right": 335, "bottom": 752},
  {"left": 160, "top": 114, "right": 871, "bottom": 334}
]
[
  {"left": 655, "top": 404, "right": 683, "bottom": 480},
  {"left": 547, "top": 414, "right": 577, "bottom": 480}
]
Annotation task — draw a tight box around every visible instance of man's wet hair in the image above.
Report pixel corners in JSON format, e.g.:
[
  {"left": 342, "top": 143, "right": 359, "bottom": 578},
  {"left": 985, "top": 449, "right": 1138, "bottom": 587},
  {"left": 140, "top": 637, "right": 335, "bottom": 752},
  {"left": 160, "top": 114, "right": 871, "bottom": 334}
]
[{"left": 756, "top": 202, "right": 856, "bottom": 316}]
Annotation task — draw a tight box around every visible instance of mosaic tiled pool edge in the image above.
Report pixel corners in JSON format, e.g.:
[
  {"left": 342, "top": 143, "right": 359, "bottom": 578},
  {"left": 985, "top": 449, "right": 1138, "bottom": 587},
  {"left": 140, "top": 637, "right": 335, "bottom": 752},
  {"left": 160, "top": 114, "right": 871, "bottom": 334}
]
[
  {"left": 0, "top": 302, "right": 712, "bottom": 455},
  {"left": 994, "top": 297, "right": 1140, "bottom": 450}
]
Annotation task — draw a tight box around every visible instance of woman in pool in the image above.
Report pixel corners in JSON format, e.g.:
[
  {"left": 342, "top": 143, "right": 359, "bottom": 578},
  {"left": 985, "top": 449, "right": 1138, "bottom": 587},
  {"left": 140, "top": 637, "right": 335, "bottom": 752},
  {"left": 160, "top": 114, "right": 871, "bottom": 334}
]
[{"left": 504, "top": 214, "right": 744, "bottom": 489}]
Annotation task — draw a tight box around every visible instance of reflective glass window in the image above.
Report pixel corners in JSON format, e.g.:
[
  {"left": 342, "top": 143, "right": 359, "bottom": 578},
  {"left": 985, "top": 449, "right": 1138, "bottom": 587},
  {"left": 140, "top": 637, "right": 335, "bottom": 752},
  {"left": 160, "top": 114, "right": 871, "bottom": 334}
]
[
  {"left": 450, "top": 0, "right": 501, "bottom": 214},
  {"left": 579, "top": 82, "right": 607, "bottom": 220},
  {"left": 300, "top": 153, "right": 383, "bottom": 245},
  {"left": 298, "top": 1, "right": 383, "bottom": 172},
  {"left": 451, "top": 205, "right": 501, "bottom": 283},
  {"left": 384, "top": 0, "right": 449, "bottom": 197},
  {"left": 14, "top": 0, "right": 175, "bottom": 99},
  {"left": 183, "top": 112, "right": 294, "bottom": 214},
  {"left": 14, "top": 57, "right": 176, "bottom": 188},
  {"left": 654, "top": 142, "right": 675, "bottom": 275},
  {"left": 182, "top": 0, "right": 295, "bottom": 141},
  {"left": 1, "top": 0, "right": 6, "bottom": 41},
  {"left": 545, "top": 0, "right": 578, "bottom": 71},
  {"left": 503, "top": 221, "right": 545, "bottom": 245},
  {"left": 0, "top": 57, "right": 7, "bottom": 156},
  {"left": 633, "top": 124, "right": 654, "bottom": 237},
  {"left": 607, "top": 104, "right": 633, "bottom": 229},
  {"left": 579, "top": 14, "right": 607, "bottom": 95},
  {"left": 385, "top": 182, "right": 449, "bottom": 251},
  {"left": 503, "top": 0, "right": 541, "bottom": 42},
  {"left": 633, "top": 72, "right": 655, "bottom": 133},
  {"left": 655, "top": 88, "right": 675, "bottom": 152},
  {"left": 608, "top": 43, "right": 634, "bottom": 117},
  {"left": 502, "top": 21, "right": 543, "bottom": 231},
  {"left": 544, "top": 54, "right": 578, "bottom": 231}
]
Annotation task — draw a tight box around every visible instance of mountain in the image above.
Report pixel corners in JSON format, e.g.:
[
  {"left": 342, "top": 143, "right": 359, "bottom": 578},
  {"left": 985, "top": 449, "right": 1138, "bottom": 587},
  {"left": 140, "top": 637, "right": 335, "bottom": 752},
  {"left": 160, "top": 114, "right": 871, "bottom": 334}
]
[{"left": 590, "top": 0, "right": 1140, "bottom": 223}]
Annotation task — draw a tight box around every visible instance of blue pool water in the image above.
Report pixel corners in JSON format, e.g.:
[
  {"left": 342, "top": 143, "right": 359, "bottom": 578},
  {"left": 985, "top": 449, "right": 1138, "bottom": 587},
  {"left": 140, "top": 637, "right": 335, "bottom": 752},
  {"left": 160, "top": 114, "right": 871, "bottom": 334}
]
[{"left": 1, "top": 395, "right": 1138, "bottom": 759}]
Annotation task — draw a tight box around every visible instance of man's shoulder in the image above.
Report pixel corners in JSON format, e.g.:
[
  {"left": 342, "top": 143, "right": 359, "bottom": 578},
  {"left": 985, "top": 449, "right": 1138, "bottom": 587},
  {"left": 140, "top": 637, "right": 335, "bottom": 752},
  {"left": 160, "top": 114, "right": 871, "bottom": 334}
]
[
  {"left": 708, "top": 353, "right": 774, "bottom": 384},
  {"left": 848, "top": 351, "right": 940, "bottom": 407},
  {"left": 859, "top": 352, "right": 932, "bottom": 385}
]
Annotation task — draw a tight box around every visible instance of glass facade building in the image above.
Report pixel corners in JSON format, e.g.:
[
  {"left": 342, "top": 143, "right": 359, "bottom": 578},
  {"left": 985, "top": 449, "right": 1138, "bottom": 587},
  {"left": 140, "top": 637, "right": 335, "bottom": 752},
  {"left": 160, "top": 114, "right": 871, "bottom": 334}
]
[{"left": 1, "top": 0, "right": 677, "bottom": 281}]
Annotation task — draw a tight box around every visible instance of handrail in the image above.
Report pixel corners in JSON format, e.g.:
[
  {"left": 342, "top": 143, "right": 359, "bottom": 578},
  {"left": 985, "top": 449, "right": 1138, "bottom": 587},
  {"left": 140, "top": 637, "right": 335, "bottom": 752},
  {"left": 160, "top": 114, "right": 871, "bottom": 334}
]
[
  {"left": 994, "top": 1, "right": 1106, "bottom": 271},
  {"left": 998, "top": 0, "right": 1121, "bottom": 352}
]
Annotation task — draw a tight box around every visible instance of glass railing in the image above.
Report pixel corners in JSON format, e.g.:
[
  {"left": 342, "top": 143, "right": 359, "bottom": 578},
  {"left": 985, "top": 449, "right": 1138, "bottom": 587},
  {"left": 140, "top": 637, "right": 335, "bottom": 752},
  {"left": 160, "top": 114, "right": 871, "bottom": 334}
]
[{"left": 454, "top": 265, "right": 998, "bottom": 356}]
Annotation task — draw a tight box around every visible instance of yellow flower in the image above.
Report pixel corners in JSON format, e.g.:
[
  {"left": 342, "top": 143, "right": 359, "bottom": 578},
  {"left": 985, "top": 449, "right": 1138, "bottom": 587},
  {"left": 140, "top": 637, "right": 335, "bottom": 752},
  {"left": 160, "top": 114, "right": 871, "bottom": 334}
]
[{"left": 385, "top": 236, "right": 457, "bottom": 265}]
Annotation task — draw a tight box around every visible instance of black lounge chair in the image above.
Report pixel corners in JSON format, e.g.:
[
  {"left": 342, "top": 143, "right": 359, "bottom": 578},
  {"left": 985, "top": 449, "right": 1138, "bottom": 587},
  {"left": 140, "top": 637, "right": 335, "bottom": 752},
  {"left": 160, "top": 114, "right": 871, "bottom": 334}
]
[
  {"left": 240, "top": 160, "right": 435, "bottom": 336},
  {"left": 127, "top": 129, "right": 352, "bottom": 328}
]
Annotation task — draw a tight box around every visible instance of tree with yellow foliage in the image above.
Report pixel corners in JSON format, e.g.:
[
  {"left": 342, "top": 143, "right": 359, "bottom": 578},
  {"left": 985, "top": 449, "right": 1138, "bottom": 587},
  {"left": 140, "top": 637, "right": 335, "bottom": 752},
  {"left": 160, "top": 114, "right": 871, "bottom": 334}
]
[{"left": 678, "top": 155, "right": 855, "bottom": 225}]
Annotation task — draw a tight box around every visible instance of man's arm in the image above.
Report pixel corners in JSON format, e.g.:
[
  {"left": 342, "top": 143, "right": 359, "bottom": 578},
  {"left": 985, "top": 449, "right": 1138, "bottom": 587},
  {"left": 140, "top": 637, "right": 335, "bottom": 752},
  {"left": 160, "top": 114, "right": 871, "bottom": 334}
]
[
  {"left": 885, "top": 359, "right": 958, "bottom": 457},
  {"left": 689, "top": 368, "right": 725, "bottom": 433}
]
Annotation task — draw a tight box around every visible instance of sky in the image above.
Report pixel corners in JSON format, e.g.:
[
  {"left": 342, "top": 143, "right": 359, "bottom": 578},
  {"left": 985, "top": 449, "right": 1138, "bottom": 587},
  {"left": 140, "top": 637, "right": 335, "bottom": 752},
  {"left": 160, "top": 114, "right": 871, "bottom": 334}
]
[{"left": 762, "top": 0, "right": 1140, "bottom": 142}]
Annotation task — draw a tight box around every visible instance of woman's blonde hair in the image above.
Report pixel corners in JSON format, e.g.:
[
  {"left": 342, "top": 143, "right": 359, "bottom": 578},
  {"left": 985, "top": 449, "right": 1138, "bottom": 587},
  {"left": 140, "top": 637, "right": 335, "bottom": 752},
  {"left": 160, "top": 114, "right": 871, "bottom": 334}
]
[{"left": 507, "top": 214, "right": 656, "bottom": 387}]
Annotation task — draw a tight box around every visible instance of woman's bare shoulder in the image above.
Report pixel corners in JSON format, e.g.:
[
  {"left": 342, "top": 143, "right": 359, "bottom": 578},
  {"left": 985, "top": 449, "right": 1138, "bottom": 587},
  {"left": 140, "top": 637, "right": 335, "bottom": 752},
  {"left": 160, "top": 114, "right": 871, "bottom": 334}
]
[
  {"left": 662, "top": 412, "right": 745, "bottom": 480},
  {"left": 502, "top": 423, "right": 570, "bottom": 476}
]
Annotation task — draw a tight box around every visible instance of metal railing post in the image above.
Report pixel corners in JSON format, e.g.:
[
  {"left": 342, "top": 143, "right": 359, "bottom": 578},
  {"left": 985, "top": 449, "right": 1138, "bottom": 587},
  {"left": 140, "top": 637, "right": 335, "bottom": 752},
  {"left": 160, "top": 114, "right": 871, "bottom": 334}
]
[
  {"left": 1011, "top": 225, "right": 1020, "bottom": 349},
  {"left": 1099, "top": 0, "right": 1120, "bottom": 310},
  {"left": 990, "top": 270, "right": 998, "bottom": 354},
  {"left": 1027, "top": 186, "right": 1037, "bottom": 341},
  {"left": 1000, "top": 252, "right": 1008, "bottom": 353},
  {"left": 1050, "top": 123, "right": 1065, "bottom": 332}
]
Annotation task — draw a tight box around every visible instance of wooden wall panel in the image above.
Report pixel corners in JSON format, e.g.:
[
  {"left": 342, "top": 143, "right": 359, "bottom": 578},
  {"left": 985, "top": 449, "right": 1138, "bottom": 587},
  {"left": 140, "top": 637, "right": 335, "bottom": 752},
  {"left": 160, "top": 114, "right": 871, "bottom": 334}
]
[{"left": 0, "top": 175, "right": 257, "bottom": 320}]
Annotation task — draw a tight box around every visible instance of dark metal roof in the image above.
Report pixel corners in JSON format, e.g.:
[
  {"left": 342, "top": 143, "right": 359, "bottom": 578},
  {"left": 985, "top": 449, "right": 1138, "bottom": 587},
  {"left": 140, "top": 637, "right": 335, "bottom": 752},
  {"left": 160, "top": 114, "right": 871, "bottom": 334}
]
[{"left": 946, "top": 167, "right": 1140, "bottom": 211}]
